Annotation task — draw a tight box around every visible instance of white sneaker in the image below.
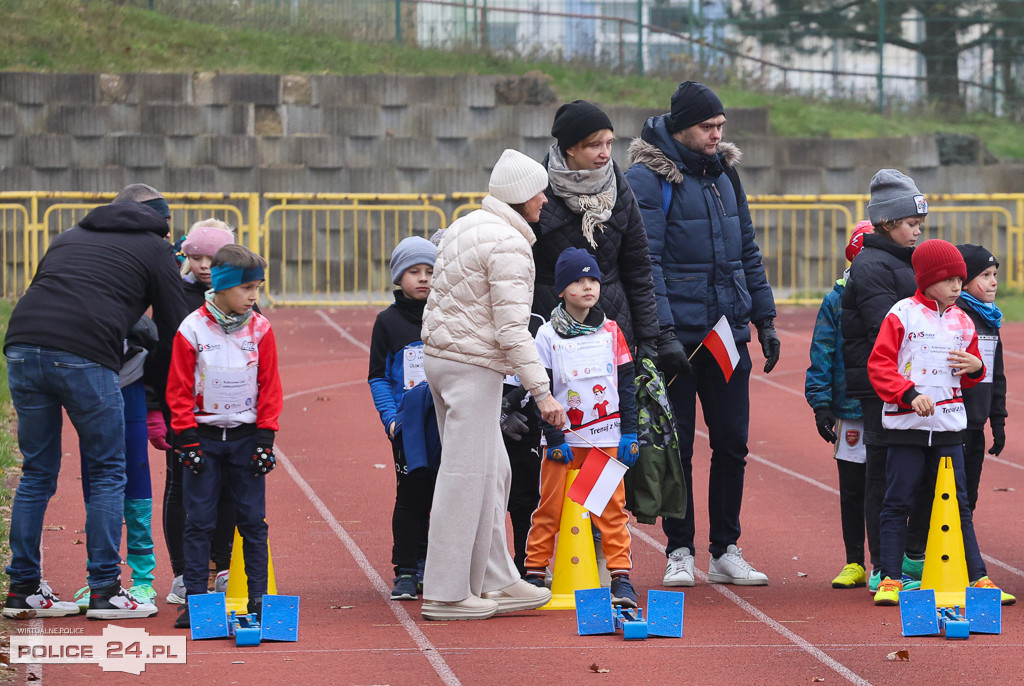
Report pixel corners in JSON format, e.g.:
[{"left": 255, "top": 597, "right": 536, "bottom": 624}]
[
  {"left": 2, "top": 581, "right": 80, "bottom": 619},
  {"left": 421, "top": 595, "right": 499, "bottom": 621},
  {"left": 663, "top": 547, "right": 695, "bottom": 587},
  {"left": 166, "top": 575, "right": 186, "bottom": 605},
  {"left": 481, "top": 580, "right": 552, "bottom": 614},
  {"left": 86, "top": 585, "right": 159, "bottom": 620},
  {"left": 214, "top": 570, "right": 229, "bottom": 594},
  {"left": 708, "top": 545, "right": 769, "bottom": 586}
]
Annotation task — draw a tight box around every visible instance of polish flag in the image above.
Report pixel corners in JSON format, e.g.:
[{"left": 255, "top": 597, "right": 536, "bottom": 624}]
[
  {"left": 703, "top": 315, "right": 740, "bottom": 383},
  {"left": 567, "top": 448, "right": 628, "bottom": 517}
]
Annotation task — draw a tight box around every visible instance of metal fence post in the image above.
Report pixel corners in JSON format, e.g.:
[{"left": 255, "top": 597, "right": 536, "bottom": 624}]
[
  {"left": 395, "top": 0, "right": 401, "bottom": 43},
  {"left": 636, "top": 0, "right": 643, "bottom": 76}
]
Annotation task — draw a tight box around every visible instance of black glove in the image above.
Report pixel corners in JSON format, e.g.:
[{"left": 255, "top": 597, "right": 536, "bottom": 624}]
[
  {"left": 989, "top": 424, "right": 1005, "bottom": 456},
  {"left": 755, "top": 318, "right": 781, "bottom": 374},
  {"left": 501, "top": 387, "right": 530, "bottom": 441},
  {"left": 634, "top": 338, "right": 659, "bottom": 367},
  {"left": 814, "top": 408, "right": 837, "bottom": 444},
  {"left": 656, "top": 328, "right": 691, "bottom": 379},
  {"left": 252, "top": 429, "right": 276, "bottom": 476},
  {"left": 173, "top": 428, "right": 205, "bottom": 475}
]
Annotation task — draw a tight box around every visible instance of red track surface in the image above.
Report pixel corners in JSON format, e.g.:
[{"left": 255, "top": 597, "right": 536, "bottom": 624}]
[{"left": 9, "top": 305, "right": 1024, "bottom": 685}]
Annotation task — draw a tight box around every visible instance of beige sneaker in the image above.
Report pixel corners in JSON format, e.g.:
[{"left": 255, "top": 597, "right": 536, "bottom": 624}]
[
  {"left": 481, "top": 579, "right": 552, "bottom": 614},
  {"left": 421, "top": 595, "right": 499, "bottom": 621}
]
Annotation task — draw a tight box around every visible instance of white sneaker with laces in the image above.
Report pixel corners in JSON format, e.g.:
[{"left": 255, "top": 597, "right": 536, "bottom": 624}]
[
  {"left": 708, "top": 545, "right": 768, "bottom": 586},
  {"left": 663, "top": 547, "right": 695, "bottom": 587},
  {"left": 86, "top": 586, "right": 159, "bottom": 620},
  {"left": 2, "top": 581, "right": 80, "bottom": 619},
  {"left": 166, "top": 575, "right": 186, "bottom": 605},
  {"left": 214, "top": 570, "right": 229, "bottom": 594}
]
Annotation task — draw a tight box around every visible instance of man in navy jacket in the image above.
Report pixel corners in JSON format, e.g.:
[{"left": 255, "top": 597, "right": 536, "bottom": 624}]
[{"left": 626, "top": 82, "right": 779, "bottom": 588}]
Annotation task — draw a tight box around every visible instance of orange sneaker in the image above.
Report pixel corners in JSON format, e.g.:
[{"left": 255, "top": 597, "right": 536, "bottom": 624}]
[
  {"left": 873, "top": 577, "right": 903, "bottom": 606},
  {"left": 971, "top": 576, "right": 1016, "bottom": 606}
]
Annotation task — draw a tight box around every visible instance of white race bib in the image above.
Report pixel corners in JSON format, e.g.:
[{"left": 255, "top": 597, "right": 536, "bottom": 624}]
[
  {"left": 203, "top": 365, "right": 258, "bottom": 414},
  {"left": 402, "top": 346, "right": 426, "bottom": 389},
  {"left": 556, "top": 332, "right": 613, "bottom": 383},
  {"left": 910, "top": 338, "right": 960, "bottom": 388},
  {"left": 978, "top": 335, "right": 997, "bottom": 384}
]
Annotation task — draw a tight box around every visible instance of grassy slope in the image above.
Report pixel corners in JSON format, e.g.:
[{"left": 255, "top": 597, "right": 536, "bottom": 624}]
[{"left": 2, "top": 0, "right": 1024, "bottom": 159}]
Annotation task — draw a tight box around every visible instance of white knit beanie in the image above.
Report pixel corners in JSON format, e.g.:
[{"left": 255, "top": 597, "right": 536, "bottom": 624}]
[{"left": 488, "top": 149, "right": 549, "bottom": 204}]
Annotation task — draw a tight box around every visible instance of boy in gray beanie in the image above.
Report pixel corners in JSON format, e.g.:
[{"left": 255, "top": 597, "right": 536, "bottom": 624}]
[
  {"left": 867, "top": 169, "right": 928, "bottom": 225},
  {"left": 369, "top": 235, "right": 439, "bottom": 601}
]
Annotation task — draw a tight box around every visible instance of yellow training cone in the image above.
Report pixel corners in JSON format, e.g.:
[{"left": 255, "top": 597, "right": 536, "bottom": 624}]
[
  {"left": 920, "top": 456, "right": 969, "bottom": 608},
  {"left": 225, "top": 527, "right": 278, "bottom": 613},
  {"left": 540, "top": 469, "right": 601, "bottom": 610}
]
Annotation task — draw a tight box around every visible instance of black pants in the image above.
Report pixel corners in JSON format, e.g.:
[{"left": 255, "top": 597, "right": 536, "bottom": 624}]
[
  {"left": 164, "top": 448, "right": 237, "bottom": 577},
  {"left": 860, "top": 397, "right": 933, "bottom": 568},
  {"left": 836, "top": 459, "right": 867, "bottom": 566},
  {"left": 962, "top": 428, "right": 986, "bottom": 511},
  {"left": 391, "top": 438, "right": 436, "bottom": 575},
  {"left": 505, "top": 434, "right": 541, "bottom": 577}
]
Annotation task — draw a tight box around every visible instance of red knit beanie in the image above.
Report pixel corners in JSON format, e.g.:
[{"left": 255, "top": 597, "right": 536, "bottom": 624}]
[{"left": 911, "top": 239, "right": 967, "bottom": 291}]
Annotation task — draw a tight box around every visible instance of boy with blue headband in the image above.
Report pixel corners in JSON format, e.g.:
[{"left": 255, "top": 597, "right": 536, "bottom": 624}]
[{"left": 165, "top": 244, "right": 283, "bottom": 629}]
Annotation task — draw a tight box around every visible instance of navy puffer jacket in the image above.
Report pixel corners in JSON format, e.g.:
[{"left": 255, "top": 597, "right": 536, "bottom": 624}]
[
  {"left": 531, "top": 160, "right": 659, "bottom": 347},
  {"left": 624, "top": 114, "right": 775, "bottom": 346},
  {"left": 841, "top": 233, "right": 916, "bottom": 399}
]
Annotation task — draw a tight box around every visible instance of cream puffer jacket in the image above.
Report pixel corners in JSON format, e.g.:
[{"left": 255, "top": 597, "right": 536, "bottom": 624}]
[{"left": 422, "top": 195, "right": 551, "bottom": 401}]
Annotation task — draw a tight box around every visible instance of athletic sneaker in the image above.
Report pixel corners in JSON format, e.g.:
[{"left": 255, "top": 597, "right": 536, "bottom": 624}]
[
  {"left": 74, "top": 586, "right": 91, "bottom": 613},
  {"left": 610, "top": 576, "right": 639, "bottom": 609},
  {"left": 481, "top": 579, "right": 552, "bottom": 614},
  {"left": 873, "top": 577, "right": 902, "bottom": 606},
  {"left": 901, "top": 574, "right": 921, "bottom": 591},
  {"left": 867, "top": 568, "right": 882, "bottom": 593},
  {"left": 708, "top": 545, "right": 769, "bottom": 585},
  {"left": 247, "top": 597, "right": 263, "bottom": 621},
  {"left": 130, "top": 583, "right": 158, "bottom": 605},
  {"left": 174, "top": 604, "right": 191, "bottom": 629},
  {"left": 422, "top": 595, "right": 499, "bottom": 621},
  {"left": 902, "top": 554, "right": 925, "bottom": 580},
  {"left": 971, "top": 576, "right": 1016, "bottom": 606},
  {"left": 166, "top": 575, "right": 186, "bottom": 605},
  {"left": 523, "top": 573, "right": 546, "bottom": 588},
  {"left": 416, "top": 558, "right": 425, "bottom": 593},
  {"left": 3, "top": 581, "right": 80, "bottom": 619},
  {"left": 213, "top": 570, "right": 229, "bottom": 595},
  {"left": 391, "top": 574, "right": 418, "bottom": 601},
  {"left": 86, "top": 583, "right": 158, "bottom": 620},
  {"left": 663, "top": 547, "right": 695, "bottom": 587},
  {"left": 831, "top": 563, "right": 867, "bottom": 589}
]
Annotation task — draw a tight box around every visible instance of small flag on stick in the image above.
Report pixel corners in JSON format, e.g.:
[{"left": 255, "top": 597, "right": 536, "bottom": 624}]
[
  {"left": 703, "top": 315, "right": 740, "bottom": 383},
  {"left": 567, "top": 447, "right": 628, "bottom": 517}
]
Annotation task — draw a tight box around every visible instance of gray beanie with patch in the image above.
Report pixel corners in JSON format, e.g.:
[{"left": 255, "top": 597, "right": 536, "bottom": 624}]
[
  {"left": 390, "top": 236, "right": 436, "bottom": 284},
  {"left": 867, "top": 169, "right": 928, "bottom": 224}
]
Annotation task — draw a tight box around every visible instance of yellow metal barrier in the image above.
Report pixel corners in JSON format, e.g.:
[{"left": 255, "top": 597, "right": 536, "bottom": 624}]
[{"left": 261, "top": 195, "right": 448, "bottom": 306}]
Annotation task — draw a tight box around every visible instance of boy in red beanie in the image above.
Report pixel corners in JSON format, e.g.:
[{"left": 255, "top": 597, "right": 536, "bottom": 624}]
[{"left": 867, "top": 239, "right": 1012, "bottom": 606}]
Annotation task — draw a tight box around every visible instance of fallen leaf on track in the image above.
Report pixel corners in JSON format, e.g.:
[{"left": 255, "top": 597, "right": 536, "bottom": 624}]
[
  {"left": 812, "top": 678, "right": 825, "bottom": 682},
  {"left": 42, "top": 525, "right": 65, "bottom": 531},
  {"left": 886, "top": 650, "right": 910, "bottom": 661},
  {"left": 797, "top": 572, "right": 808, "bottom": 577},
  {"left": 330, "top": 604, "right": 354, "bottom": 610},
  {"left": 71, "top": 539, "right": 83, "bottom": 545},
  {"left": 588, "top": 663, "right": 610, "bottom": 673},
  {"left": 993, "top": 487, "right": 1014, "bottom": 492},
  {"left": 373, "top": 464, "right": 387, "bottom": 469}
]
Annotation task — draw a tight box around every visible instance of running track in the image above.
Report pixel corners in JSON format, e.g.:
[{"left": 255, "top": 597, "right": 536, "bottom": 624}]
[{"left": 10, "top": 305, "right": 1024, "bottom": 685}]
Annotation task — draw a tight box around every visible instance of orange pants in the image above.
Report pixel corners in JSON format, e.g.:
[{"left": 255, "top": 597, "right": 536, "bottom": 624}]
[{"left": 524, "top": 446, "right": 632, "bottom": 574}]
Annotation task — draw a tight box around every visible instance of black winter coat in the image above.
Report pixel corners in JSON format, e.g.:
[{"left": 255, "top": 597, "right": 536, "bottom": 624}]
[
  {"left": 531, "top": 161, "right": 660, "bottom": 347},
  {"left": 841, "top": 233, "right": 916, "bottom": 399}
]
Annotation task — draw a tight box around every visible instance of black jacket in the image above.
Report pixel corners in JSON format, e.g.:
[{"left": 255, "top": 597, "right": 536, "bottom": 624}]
[
  {"left": 5, "top": 201, "right": 188, "bottom": 371},
  {"left": 841, "top": 233, "right": 916, "bottom": 399},
  {"left": 957, "top": 298, "right": 1007, "bottom": 431},
  {"left": 531, "top": 161, "right": 659, "bottom": 347}
]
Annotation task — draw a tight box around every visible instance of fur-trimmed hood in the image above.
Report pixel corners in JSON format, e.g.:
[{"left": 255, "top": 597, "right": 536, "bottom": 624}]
[{"left": 626, "top": 113, "right": 741, "bottom": 182}]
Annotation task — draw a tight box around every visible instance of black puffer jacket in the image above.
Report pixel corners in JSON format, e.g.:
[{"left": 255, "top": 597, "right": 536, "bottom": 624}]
[
  {"left": 531, "top": 160, "right": 659, "bottom": 347},
  {"left": 841, "top": 233, "right": 916, "bottom": 399}
]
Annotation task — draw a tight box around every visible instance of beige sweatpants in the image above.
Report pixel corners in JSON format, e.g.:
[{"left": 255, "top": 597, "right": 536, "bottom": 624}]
[{"left": 422, "top": 354, "right": 520, "bottom": 602}]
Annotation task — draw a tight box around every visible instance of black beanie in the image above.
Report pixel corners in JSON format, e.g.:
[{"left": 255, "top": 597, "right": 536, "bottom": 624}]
[
  {"left": 668, "top": 81, "right": 725, "bottom": 133},
  {"left": 555, "top": 247, "right": 603, "bottom": 295},
  {"left": 957, "top": 243, "right": 999, "bottom": 284},
  {"left": 551, "top": 100, "right": 613, "bottom": 153}
]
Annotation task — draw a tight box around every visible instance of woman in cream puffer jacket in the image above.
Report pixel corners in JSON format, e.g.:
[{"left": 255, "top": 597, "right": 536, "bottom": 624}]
[{"left": 419, "top": 150, "right": 566, "bottom": 622}]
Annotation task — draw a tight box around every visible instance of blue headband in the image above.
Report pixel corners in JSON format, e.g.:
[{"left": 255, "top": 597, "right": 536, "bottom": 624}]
[
  {"left": 141, "top": 197, "right": 170, "bottom": 219},
  {"left": 210, "top": 264, "right": 265, "bottom": 291}
]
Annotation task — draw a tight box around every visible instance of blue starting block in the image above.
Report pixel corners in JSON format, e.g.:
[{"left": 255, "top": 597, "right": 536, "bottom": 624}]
[
  {"left": 575, "top": 588, "right": 684, "bottom": 640},
  {"left": 188, "top": 593, "right": 300, "bottom": 646},
  {"left": 900, "top": 588, "right": 1001, "bottom": 639}
]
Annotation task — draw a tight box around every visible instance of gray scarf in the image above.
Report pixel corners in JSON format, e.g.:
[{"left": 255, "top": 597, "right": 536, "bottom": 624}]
[{"left": 546, "top": 143, "right": 617, "bottom": 250}]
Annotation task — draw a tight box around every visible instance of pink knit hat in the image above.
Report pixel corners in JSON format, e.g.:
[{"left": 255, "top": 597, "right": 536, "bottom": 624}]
[{"left": 181, "top": 224, "right": 234, "bottom": 257}]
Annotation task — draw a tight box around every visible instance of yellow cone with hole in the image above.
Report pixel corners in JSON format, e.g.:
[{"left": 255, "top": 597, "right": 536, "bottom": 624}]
[
  {"left": 225, "top": 528, "right": 278, "bottom": 613},
  {"left": 920, "top": 456, "right": 969, "bottom": 608},
  {"left": 540, "top": 469, "right": 601, "bottom": 610}
]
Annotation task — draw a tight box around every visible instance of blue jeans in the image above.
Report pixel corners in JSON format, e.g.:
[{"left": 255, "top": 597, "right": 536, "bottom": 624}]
[
  {"left": 5, "top": 345, "right": 126, "bottom": 589},
  {"left": 662, "top": 342, "right": 752, "bottom": 558}
]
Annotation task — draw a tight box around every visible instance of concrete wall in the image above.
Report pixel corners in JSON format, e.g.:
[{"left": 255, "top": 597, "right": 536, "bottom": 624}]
[{"left": 2, "top": 72, "right": 1021, "bottom": 197}]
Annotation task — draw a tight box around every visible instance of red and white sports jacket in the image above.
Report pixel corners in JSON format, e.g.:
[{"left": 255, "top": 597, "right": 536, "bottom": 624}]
[
  {"left": 868, "top": 292, "right": 984, "bottom": 433},
  {"left": 166, "top": 304, "right": 283, "bottom": 433}
]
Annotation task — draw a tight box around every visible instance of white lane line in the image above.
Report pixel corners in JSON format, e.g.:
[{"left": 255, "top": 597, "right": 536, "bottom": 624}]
[
  {"left": 629, "top": 526, "right": 871, "bottom": 686},
  {"left": 316, "top": 310, "right": 371, "bottom": 354},
  {"left": 277, "top": 447, "right": 460, "bottom": 686}
]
